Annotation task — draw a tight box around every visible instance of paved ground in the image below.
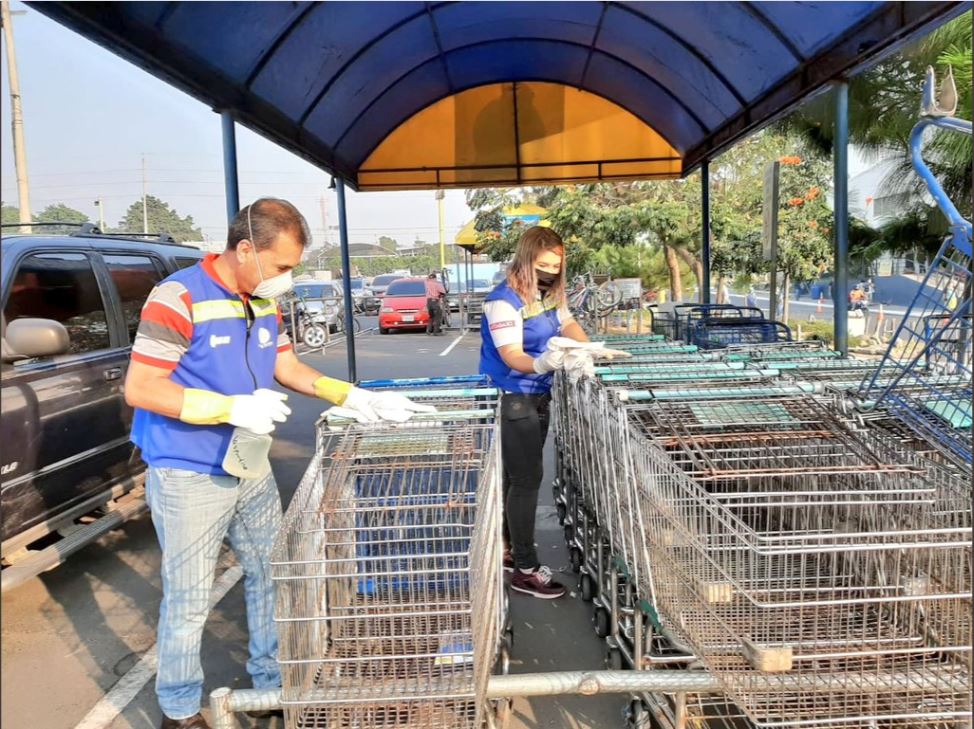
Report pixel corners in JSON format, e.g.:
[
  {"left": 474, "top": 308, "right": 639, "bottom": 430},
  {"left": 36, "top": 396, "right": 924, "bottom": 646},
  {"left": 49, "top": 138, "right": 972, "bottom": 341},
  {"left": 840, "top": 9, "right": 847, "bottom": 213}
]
[{"left": 1, "top": 323, "right": 623, "bottom": 729}]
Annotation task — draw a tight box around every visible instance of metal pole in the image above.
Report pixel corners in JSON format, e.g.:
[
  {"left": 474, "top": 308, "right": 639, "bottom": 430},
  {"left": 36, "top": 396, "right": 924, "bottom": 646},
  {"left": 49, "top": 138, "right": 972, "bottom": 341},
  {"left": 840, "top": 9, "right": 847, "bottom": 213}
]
[
  {"left": 436, "top": 190, "right": 446, "bottom": 268},
  {"left": 221, "top": 111, "right": 240, "bottom": 223},
  {"left": 141, "top": 154, "right": 149, "bottom": 233},
  {"left": 335, "top": 178, "right": 357, "bottom": 382},
  {"left": 700, "top": 160, "right": 711, "bottom": 304},
  {"left": 833, "top": 81, "right": 850, "bottom": 356},
  {"left": 95, "top": 198, "right": 105, "bottom": 232},
  {"left": 2, "top": 0, "right": 32, "bottom": 233}
]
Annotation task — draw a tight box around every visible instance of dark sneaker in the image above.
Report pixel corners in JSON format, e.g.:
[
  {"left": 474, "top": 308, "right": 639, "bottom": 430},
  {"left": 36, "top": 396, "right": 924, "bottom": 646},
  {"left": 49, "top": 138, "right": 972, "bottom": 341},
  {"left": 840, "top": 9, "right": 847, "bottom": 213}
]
[
  {"left": 503, "top": 549, "right": 515, "bottom": 573},
  {"left": 510, "top": 565, "right": 566, "bottom": 599},
  {"left": 161, "top": 714, "right": 210, "bottom": 729}
]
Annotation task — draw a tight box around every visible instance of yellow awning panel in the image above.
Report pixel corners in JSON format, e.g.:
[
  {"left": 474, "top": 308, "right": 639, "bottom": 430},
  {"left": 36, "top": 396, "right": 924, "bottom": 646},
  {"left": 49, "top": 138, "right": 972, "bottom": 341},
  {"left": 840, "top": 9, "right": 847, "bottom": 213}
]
[
  {"left": 455, "top": 204, "right": 551, "bottom": 251},
  {"left": 359, "top": 82, "right": 681, "bottom": 191}
]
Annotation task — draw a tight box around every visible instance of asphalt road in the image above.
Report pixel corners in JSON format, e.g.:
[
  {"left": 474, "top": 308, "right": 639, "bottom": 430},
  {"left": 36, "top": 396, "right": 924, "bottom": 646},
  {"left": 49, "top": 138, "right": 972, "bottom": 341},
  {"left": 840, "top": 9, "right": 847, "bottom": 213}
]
[{"left": 1, "top": 325, "right": 623, "bottom": 729}]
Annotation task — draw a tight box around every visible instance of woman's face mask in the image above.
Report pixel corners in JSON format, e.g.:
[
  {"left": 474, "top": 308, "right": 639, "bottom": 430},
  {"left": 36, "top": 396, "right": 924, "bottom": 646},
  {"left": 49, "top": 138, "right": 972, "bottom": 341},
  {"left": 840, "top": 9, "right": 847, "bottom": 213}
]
[{"left": 535, "top": 268, "right": 558, "bottom": 292}]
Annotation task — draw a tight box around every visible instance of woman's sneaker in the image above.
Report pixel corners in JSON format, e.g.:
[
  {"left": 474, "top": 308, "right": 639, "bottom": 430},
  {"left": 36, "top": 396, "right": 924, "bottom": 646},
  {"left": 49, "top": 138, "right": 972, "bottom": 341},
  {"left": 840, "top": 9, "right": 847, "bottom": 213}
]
[
  {"left": 503, "top": 549, "right": 515, "bottom": 573},
  {"left": 510, "top": 565, "right": 566, "bottom": 599}
]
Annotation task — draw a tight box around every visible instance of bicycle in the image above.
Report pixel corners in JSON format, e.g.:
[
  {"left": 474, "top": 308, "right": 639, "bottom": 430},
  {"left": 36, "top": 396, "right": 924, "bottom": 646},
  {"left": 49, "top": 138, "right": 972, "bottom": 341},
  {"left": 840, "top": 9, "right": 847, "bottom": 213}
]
[{"left": 567, "top": 273, "right": 623, "bottom": 333}]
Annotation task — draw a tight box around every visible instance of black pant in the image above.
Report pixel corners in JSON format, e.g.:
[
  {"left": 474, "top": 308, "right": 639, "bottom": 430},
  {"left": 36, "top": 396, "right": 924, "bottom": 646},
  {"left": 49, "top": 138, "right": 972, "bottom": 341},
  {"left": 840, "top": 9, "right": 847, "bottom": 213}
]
[
  {"left": 500, "top": 392, "right": 551, "bottom": 570},
  {"left": 426, "top": 298, "right": 443, "bottom": 333}
]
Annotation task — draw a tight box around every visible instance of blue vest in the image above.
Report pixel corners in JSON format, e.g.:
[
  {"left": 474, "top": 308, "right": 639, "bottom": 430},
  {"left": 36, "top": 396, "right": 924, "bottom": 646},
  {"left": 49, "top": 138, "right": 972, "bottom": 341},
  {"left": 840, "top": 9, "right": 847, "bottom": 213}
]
[
  {"left": 479, "top": 281, "right": 561, "bottom": 394},
  {"left": 131, "top": 263, "right": 281, "bottom": 475}
]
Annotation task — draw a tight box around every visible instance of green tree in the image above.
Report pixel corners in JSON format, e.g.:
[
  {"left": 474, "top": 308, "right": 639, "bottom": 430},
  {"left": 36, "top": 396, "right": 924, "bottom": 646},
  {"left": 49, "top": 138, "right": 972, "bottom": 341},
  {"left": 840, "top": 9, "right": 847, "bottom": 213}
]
[
  {"left": 1, "top": 202, "right": 20, "bottom": 226},
  {"left": 33, "top": 202, "right": 90, "bottom": 235},
  {"left": 781, "top": 11, "right": 972, "bottom": 217},
  {"left": 116, "top": 195, "right": 203, "bottom": 242},
  {"left": 377, "top": 235, "right": 398, "bottom": 253}
]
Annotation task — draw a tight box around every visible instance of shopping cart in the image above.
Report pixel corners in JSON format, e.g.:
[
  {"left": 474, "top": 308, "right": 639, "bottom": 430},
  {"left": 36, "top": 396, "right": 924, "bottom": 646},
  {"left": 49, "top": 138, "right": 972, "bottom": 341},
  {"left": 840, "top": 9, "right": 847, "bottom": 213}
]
[
  {"left": 858, "top": 69, "right": 972, "bottom": 469},
  {"left": 272, "top": 381, "right": 506, "bottom": 729}
]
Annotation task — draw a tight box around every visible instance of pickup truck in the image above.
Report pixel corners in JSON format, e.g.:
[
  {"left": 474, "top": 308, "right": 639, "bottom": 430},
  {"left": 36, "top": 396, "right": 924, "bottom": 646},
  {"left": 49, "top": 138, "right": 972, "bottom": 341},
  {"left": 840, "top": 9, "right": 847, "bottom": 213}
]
[{"left": 0, "top": 225, "right": 204, "bottom": 591}]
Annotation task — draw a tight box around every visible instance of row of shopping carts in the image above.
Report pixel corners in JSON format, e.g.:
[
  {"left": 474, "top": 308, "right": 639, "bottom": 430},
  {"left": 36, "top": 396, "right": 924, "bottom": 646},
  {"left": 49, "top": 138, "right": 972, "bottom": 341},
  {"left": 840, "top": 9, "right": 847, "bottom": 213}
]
[
  {"left": 648, "top": 303, "right": 791, "bottom": 349},
  {"left": 551, "top": 332, "right": 971, "bottom": 729},
  {"left": 271, "top": 376, "right": 511, "bottom": 729}
]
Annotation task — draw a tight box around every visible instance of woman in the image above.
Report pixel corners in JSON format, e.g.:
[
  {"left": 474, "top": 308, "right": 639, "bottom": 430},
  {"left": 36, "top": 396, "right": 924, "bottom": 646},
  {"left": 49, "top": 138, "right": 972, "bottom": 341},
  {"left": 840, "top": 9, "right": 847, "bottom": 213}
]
[{"left": 479, "top": 227, "right": 589, "bottom": 599}]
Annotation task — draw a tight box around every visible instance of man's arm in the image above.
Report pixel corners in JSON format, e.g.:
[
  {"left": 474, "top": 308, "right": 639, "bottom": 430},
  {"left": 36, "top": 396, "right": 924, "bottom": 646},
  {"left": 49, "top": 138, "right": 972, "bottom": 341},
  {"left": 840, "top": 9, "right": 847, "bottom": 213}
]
[{"left": 124, "top": 360, "right": 187, "bottom": 417}]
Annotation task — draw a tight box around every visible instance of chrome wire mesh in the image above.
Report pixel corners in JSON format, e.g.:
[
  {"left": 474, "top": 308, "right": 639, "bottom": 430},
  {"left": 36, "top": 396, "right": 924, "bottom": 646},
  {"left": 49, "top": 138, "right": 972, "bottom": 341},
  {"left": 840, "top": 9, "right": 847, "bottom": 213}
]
[
  {"left": 272, "top": 402, "right": 502, "bottom": 728},
  {"left": 551, "top": 332, "right": 972, "bottom": 728}
]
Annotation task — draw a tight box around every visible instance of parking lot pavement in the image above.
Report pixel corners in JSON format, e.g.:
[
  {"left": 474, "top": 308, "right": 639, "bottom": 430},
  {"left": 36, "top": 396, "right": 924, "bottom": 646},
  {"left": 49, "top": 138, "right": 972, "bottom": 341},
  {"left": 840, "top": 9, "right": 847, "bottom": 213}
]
[{"left": 2, "top": 330, "right": 622, "bottom": 729}]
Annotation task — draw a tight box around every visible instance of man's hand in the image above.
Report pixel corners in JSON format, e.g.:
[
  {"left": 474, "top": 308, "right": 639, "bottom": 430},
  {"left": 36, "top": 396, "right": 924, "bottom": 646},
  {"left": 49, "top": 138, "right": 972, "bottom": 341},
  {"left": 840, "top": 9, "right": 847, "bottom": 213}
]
[{"left": 330, "top": 387, "right": 438, "bottom": 424}]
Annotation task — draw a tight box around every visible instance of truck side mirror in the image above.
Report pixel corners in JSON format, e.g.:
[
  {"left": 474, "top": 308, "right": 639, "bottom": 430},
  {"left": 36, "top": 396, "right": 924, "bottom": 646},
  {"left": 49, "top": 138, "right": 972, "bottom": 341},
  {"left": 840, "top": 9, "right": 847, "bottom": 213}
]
[{"left": 3, "top": 318, "right": 70, "bottom": 361}]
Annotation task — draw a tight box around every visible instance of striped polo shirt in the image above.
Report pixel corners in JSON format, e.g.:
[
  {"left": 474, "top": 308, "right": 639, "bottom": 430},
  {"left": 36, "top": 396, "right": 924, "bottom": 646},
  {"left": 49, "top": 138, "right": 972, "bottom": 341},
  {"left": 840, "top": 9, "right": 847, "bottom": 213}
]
[{"left": 130, "top": 254, "right": 291, "bottom": 475}]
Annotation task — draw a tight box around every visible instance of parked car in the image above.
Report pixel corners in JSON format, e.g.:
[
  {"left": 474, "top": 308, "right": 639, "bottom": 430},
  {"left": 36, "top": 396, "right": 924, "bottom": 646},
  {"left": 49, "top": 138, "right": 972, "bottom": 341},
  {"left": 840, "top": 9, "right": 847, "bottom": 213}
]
[
  {"left": 0, "top": 225, "right": 204, "bottom": 589},
  {"left": 369, "top": 273, "right": 403, "bottom": 299},
  {"left": 471, "top": 278, "right": 493, "bottom": 294},
  {"left": 288, "top": 281, "right": 342, "bottom": 333},
  {"left": 378, "top": 278, "right": 431, "bottom": 334},
  {"left": 492, "top": 269, "right": 508, "bottom": 286},
  {"left": 345, "top": 277, "right": 379, "bottom": 313}
]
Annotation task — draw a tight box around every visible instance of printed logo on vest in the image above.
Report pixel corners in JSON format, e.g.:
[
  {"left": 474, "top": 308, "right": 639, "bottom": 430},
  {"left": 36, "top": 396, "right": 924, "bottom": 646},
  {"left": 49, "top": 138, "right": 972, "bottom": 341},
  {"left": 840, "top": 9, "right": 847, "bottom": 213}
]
[
  {"left": 489, "top": 320, "right": 515, "bottom": 331},
  {"left": 210, "top": 334, "right": 231, "bottom": 348},
  {"left": 257, "top": 327, "right": 274, "bottom": 349}
]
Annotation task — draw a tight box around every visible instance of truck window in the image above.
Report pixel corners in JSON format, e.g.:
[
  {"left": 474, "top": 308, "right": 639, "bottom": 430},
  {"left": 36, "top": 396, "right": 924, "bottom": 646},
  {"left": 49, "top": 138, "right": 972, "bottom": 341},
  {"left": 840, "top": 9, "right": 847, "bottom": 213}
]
[
  {"left": 3, "top": 253, "right": 111, "bottom": 355},
  {"left": 103, "top": 254, "right": 166, "bottom": 344}
]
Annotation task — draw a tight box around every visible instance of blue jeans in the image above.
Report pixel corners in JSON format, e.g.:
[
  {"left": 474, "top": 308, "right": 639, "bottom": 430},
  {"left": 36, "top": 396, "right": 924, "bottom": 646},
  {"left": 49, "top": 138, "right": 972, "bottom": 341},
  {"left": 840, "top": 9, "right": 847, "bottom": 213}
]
[{"left": 146, "top": 466, "right": 282, "bottom": 720}]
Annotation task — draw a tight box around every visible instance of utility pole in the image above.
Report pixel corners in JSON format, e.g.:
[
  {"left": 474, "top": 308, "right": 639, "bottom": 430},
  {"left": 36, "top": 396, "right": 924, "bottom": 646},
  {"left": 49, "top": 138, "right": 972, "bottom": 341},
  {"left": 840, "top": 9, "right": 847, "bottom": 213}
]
[
  {"left": 435, "top": 189, "right": 446, "bottom": 269},
  {"left": 2, "top": 0, "right": 32, "bottom": 233},
  {"left": 94, "top": 197, "right": 105, "bottom": 231},
  {"left": 319, "top": 192, "right": 328, "bottom": 248},
  {"left": 141, "top": 154, "right": 148, "bottom": 233}
]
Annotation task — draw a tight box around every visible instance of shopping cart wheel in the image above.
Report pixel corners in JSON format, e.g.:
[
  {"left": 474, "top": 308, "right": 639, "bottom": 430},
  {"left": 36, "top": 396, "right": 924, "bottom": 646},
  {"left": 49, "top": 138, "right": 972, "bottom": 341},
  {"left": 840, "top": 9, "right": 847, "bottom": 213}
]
[
  {"left": 606, "top": 645, "right": 625, "bottom": 671},
  {"left": 624, "top": 698, "right": 650, "bottom": 729},
  {"left": 579, "top": 573, "right": 596, "bottom": 602},
  {"left": 556, "top": 502, "right": 567, "bottom": 525},
  {"left": 593, "top": 606, "right": 610, "bottom": 638},
  {"left": 489, "top": 698, "right": 512, "bottom": 729},
  {"left": 569, "top": 547, "right": 583, "bottom": 573}
]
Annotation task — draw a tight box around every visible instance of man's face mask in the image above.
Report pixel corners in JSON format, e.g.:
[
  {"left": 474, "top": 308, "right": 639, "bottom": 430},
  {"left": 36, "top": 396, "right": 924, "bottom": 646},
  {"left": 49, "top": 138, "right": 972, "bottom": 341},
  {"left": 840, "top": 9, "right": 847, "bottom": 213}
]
[{"left": 244, "top": 205, "right": 293, "bottom": 299}]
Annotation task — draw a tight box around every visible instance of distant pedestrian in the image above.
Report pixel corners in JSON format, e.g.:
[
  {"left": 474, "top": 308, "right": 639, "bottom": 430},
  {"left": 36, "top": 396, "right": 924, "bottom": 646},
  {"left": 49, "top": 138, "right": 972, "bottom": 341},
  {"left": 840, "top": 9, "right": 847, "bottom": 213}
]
[
  {"left": 718, "top": 280, "right": 730, "bottom": 304},
  {"left": 746, "top": 286, "right": 758, "bottom": 310},
  {"left": 425, "top": 272, "right": 446, "bottom": 335}
]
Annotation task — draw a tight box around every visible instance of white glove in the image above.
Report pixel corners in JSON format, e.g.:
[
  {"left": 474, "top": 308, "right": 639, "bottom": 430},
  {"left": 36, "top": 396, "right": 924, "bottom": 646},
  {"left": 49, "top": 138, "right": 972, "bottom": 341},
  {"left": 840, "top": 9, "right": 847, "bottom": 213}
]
[
  {"left": 563, "top": 350, "right": 596, "bottom": 382},
  {"left": 532, "top": 345, "right": 566, "bottom": 374},
  {"left": 547, "top": 336, "right": 632, "bottom": 361},
  {"left": 336, "top": 386, "right": 438, "bottom": 424},
  {"left": 228, "top": 389, "right": 291, "bottom": 435}
]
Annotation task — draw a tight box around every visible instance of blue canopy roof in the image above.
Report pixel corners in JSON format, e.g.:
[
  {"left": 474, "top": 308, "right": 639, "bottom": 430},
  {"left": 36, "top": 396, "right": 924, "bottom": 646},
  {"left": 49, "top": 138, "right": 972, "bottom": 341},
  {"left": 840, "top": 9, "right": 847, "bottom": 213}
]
[{"left": 33, "top": 1, "right": 967, "bottom": 190}]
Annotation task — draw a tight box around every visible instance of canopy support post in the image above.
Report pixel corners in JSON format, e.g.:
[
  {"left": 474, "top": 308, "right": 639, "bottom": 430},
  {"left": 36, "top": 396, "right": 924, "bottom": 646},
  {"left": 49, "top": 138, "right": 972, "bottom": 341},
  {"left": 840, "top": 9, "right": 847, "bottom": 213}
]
[
  {"left": 220, "top": 111, "right": 240, "bottom": 222},
  {"left": 335, "top": 178, "right": 357, "bottom": 382},
  {"left": 701, "top": 160, "right": 711, "bottom": 304},
  {"left": 833, "top": 81, "right": 850, "bottom": 356}
]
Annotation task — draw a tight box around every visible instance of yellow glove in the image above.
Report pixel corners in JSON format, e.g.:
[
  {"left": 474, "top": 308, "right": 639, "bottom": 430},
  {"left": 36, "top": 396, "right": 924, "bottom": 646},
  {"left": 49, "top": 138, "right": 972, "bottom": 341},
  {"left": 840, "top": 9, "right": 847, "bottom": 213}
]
[
  {"left": 180, "top": 388, "right": 233, "bottom": 425},
  {"left": 180, "top": 388, "right": 291, "bottom": 434},
  {"left": 313, "top": 375, "right": 353, "bottom": 405}
]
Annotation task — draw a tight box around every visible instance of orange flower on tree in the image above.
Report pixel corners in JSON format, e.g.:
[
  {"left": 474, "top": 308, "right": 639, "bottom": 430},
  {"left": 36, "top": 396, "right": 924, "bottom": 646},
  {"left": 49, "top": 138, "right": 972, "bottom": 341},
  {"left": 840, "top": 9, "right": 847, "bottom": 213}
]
[
  {"left": 805, "top": 186, "right": 821, "bottom": 200},
  {"left": 778, "top": 155, "right": 802, "bottom": 165},
  {"left": 808, "top": 220, "right": 819, "bottom": 229},
  {"left": 788, "top": 197, "right": 805, "bottom": 207}
]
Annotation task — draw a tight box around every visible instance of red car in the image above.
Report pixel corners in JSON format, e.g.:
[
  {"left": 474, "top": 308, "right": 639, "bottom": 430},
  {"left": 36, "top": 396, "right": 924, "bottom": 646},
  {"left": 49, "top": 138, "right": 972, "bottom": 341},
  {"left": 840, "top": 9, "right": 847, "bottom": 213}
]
[{"left": 378, "top": 278, "right": 431, "bottom": 334}]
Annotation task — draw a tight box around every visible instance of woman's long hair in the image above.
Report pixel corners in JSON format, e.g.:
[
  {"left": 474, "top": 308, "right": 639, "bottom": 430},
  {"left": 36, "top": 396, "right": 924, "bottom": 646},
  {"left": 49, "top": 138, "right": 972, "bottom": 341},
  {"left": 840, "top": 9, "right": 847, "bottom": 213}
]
[{"left": 507, "top": 226, "right": 567, "bottom": 304}]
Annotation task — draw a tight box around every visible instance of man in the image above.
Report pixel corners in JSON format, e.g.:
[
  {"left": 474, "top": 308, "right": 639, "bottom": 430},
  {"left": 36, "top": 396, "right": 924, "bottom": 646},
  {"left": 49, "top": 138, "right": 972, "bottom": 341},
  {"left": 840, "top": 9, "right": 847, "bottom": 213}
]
[
  {"left": 125, "top": 198, "right": 431, "bottom": 729},
  {"left": 425, "top": 272, "right": 447, "bottom": 336}
]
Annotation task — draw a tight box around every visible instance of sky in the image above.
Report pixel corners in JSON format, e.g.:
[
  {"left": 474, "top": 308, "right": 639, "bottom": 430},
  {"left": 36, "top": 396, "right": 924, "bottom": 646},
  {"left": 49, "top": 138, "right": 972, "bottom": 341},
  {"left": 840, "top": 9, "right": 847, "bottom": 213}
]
[
  {"left": 1, "top": 1, "right": 876, "bottom": 251},
  {"left": 0, "top": 0, "right": 475, "bottom": 248}
]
